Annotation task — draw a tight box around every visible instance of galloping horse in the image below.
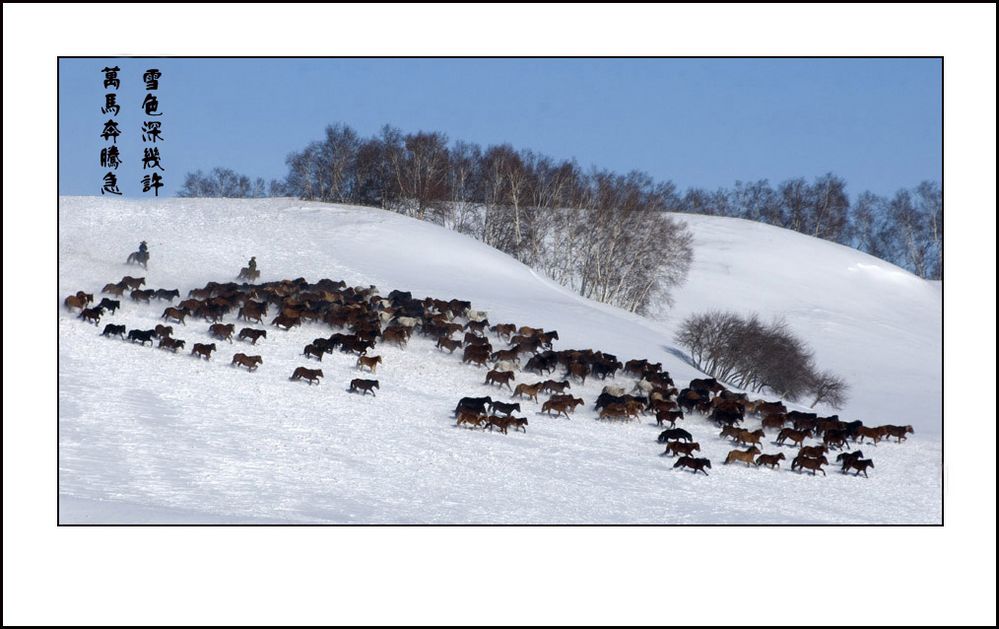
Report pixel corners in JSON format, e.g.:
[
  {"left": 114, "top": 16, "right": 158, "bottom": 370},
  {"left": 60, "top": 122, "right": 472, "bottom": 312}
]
[
  {"left": 237, "top": 267, "right": 260, "bottom": 282},
  {"left": 126, "top": 250, "right": 149, "bottom": 269}
]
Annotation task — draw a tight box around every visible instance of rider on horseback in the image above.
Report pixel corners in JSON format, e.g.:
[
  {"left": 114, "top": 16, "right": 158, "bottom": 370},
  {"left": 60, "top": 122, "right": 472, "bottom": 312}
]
[
  {"left": 247, "top": 256, "right": 257, "bottom": 272},
  {"left": 139, "top": 240, "right": 149, "bottom": 254}
]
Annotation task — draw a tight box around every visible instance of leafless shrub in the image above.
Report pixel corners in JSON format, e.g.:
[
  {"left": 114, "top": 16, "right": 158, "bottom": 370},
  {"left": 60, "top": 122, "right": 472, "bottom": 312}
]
[{"left": 675, "top": 311, "right": 847, "bottom": 405}]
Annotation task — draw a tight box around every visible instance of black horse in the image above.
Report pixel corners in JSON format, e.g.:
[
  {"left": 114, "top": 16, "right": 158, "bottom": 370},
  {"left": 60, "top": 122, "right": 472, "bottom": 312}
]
[{"left": 127, "top": 250, "right": 150, "bottom": 269}]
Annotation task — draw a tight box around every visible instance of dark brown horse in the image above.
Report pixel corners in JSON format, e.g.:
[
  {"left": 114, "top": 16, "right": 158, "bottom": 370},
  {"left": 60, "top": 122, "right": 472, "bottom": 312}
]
[
  {"left": 121, "top": 276, "right": 145, "bottom": 290},
  {"left": 754, "top": 452, "right": 786, "bottom": 469},
  {"left": 303, "top": 344, "right": 325, "bottom": 361},
  {"left": 158, "top": 336, "right": 185, "bottom": 352},
  {"left": 290, "top": 367, "right": 324, "bottom": 385},
  {"left": 191, "top": 342, "right": 217, "bottom": 360},
  {"left": 271, "top": 314, "right": 301, "bottom": 330},
  {"left": 674, "top": 456, "right": 711, "bottom": 475},
  {"left": 436, "top": 337, "right": 461, "bottom": 353},
  {"left": 842, "top": 458, "right": 875, "bottom": 477},
  {"left": 238, "top": 328, "right": 267, "bottom": 344},
  {"left": 836, "top": 450, "right": 865, "bottom": 470},
  {"left": 348, "top": 378, "right": 379, "bottom": 396},
  {"left": 656, "top": 409, "right": 684, "bottom": 428},
  {"left": 209, "top": 323, "right": 235, "bottom": 343},
  {"left": 77, "top": 306, "right": 103, "bottom": 326},
  {"left": 485, "top": 416, "right": 515, "bottom": 434},
  {"left": 791, "top": 455, "right": 829, "bottom": 476},
  {"left": 799, "top": 445, "right": 828, "bottom": 459}
]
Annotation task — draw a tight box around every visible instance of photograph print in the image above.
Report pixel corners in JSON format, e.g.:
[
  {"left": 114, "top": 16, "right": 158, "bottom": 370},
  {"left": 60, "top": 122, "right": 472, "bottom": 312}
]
[{"left": 58, "top": 57, "right": 943, "bottom": 525}]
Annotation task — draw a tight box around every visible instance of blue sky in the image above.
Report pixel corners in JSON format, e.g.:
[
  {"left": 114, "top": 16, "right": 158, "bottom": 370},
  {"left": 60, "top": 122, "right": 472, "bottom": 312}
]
[{"left": 59, "top": 58, "right": 941, "bottom": 198}]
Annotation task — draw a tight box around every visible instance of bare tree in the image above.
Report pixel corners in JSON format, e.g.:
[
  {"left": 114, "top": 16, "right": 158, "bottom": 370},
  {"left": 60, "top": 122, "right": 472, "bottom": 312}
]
[{"left": 808, "top": 370, "right": 850, "bottom": 409}]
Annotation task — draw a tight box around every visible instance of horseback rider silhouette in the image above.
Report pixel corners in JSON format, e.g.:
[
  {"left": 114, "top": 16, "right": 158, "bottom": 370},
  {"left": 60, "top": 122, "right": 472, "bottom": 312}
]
[
  {"left": 139, "top": 240, "right": 148, "bottom": 254},
  {"left": 247, "top": 256, "right": 257, "bottom": 272}
]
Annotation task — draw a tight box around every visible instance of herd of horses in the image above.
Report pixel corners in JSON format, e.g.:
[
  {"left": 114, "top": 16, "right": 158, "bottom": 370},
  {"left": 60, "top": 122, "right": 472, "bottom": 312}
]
[{"left": 65, "top": 269, "right": 914, "bottom": 480}]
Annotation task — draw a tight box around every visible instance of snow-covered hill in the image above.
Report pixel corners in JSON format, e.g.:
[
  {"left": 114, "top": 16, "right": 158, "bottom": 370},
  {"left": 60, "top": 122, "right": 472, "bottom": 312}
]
[{"left": 58, "top": 197, "right": 942, "bottom": 523}]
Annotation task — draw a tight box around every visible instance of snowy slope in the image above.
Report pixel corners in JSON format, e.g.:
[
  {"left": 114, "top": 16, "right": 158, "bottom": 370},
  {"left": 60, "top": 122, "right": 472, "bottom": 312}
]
[{"left": 58, "top": 197, "right": 942, "bottom": 523}]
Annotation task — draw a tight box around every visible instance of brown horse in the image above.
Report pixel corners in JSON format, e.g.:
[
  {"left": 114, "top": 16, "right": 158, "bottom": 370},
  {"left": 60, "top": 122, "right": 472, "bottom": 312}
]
[
  {"left": 798, "top": 445, "right": 828, "bottom": 459},
  {"left": 674, "top": 456, "right": 711, "bottom": 475},
  {"left": 64, "top": 293, "right": 90, "bottom": 311},
  {"left": 541, "top": 398, "right": 575, "bottom": 419},
  {"left": 382, "top": 327, "right": 410, "bottom": 348},
  {"left": 485, "top": 416, "right": 514, "bottom": 434},
  {"left": 791, "top": 455, "right": 829, "bottom": 476},
  {"left": 462, "top": 345, "right": 490, "bottom": 367},
  {"left": 290, "top": 367, "right": 324, "bottom": 385},
  {"left": 885, "top": 425, "right": 914, "bottom": 443},
  {"left": 121, "top": 276, "right": 145, "bottom": 290},
  {"left": 491, "top": 323, "right": 517, "bottom": 340},
  {"left": 724, "top": 446, "right": 761, "bottom": 466},
  {"left": 191, "top": 343, "right": 217, "bottom": 360},
  {"left": 209, "top": 323, "right": 235, "bottom": 343},
  {"left": 720, "top": 425, "right": 742, "bottom": 441},
  {"left": 542, "top": 379, "right": 571, "bottom": 394},
  {"left": 456, "top": 410, "right": 486, "bottom": 429},
  {"left": 231, "top": 353, "right": 263, "bottom": 371},
  {"left": 736, "top": 429, "right": 766, "bottom": 448},
  {"left": 761, "top": 414, "right": 787, "bottom": 431},
  {"left": 436, "top": 337, "right": 461, "bottom": 353},
  {"left": 599, "top": 403, "right": 630, "bottom": 421},
  {"left": 357, "top": 355, "right": 382, "bottom": 373},
  {"left": 754, "top": 401, "right": 787, "bottom": 416},
  {"left": 565, "top": 362, "right": 589, "bottom": 384},
  {"left": 855, "top": 426, "right": 882, "bottom": 445},
  {"left": 512, "top": 382, "right": 543, "bottom": 402},
  {"left": 656, "top": 409, "right": 684, "bottom": 428},
  {"left": 348, "top": 378, "right": 379, "bottom": 396},
  {"left": 754, "top": 452, "right": 786, "bottom": 469},
  {"left": 518, "top": 325, "right": 543, "bottom": 338},
  {"left": 484, "top": 369, "right": 515, "bottom": 391},
  {"left": 102, "top": 282, "right": 128, "bottom": 296},
  {"left": 777, "top": 428, "right": 813, "bottom": 447},
  {"left": 508, "top": 417, "right": 529, "bottom": 432},
  {"left": 161, "top": 306, "right": 189, "bottom": 325},
  {"left": 271, "top": 314, "right": 301, "bottom": 330},
  {"left": 661, "top": 441, "right": 701, "bottom": 457}
]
